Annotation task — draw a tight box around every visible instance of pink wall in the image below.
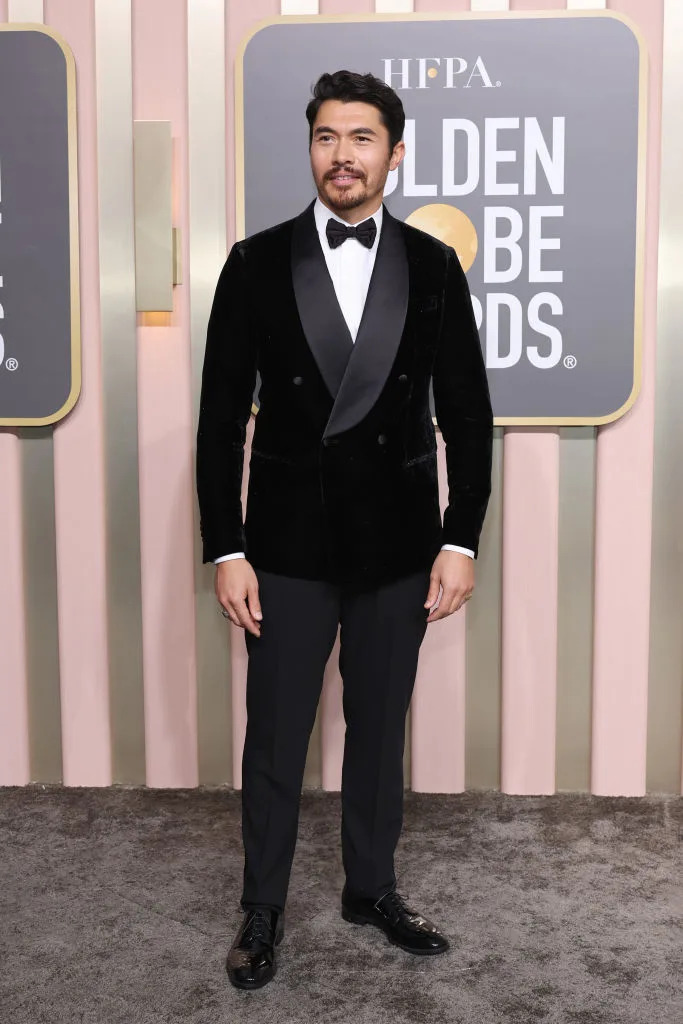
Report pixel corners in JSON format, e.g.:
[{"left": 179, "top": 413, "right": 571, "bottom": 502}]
[{"left": 0, "top": 0, "right": 673, "bottom": 796}]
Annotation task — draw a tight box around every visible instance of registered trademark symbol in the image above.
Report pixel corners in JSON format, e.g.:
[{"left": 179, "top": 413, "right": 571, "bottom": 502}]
[
  {"left": 563, "top": 355, "right": 577, "bottom": 369},
  {"left": 496, "top": 81, "right": 501, "bottom": 87},
  {"left": 5, "top": 357, "right": 18, "bottom": 371}
]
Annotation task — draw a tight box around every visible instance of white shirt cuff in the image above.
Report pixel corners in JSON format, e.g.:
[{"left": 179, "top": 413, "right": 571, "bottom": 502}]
[
  {"left": 441, "top": 544, "right": 475, "bottom": 559},
  {"left": 214, "top": 552, "right": 246, "bottom": 563}
]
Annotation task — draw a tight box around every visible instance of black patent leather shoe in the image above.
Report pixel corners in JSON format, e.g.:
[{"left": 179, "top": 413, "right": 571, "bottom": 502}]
[
  {"left": 341, "top": 886, "right": 450, "bottom": 955},
  {"left": 225, "top": 907, "right": 285, "bottom": 989}
]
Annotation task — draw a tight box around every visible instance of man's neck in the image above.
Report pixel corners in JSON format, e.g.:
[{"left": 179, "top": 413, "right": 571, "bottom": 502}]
[{"left": 316, "top": 194, "right": 383, "bottom": 225}]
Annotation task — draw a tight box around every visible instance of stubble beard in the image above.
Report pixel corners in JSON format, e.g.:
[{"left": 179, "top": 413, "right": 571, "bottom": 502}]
[{"left": 321, "top": 175, "right": 369, "bottom": 213}]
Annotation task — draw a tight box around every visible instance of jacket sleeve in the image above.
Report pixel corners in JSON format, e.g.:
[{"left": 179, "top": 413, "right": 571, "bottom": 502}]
[
  {"left": 196, "top": 242, "right": 258, "bottom": 563},
  {"left": 432, "top": 246, "right": 494, "bottom": 558}
]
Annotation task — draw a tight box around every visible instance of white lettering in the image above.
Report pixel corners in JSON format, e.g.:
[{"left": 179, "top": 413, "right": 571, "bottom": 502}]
[
  {"left": 529, "top": 206, "right": 563, "bottom": 283},
  {"left": 417, "top": 58, "right": 441, "bottom": 89},
  {"left": 403, "top": 121, "right": 437, "bottom": 196},
  {"left": 484, "top": 118, "right": 519, "bottom": 196},
  {"left": 383, "top": 58, "right": 411, "bottom": 90},
  {"left": 527, "top": 292, "right": 563, "bottom": 368},
  {"left": 465, "top": 56, "right": 495, "bottom": 89},
  {"left": 484, "top": 207, "right": 523, "bottom": 284},
  {"left": 444, "top": 57, "right": 468, "bottom": 89},
  {"left": 442, "top": 119, "right": 479, "bottom": 197},
  {"left": 486, "top": 293, "right": 523, "bottom": 369},
  {"left": 524, "top": 117, "right": 565, "bottom": 195}
]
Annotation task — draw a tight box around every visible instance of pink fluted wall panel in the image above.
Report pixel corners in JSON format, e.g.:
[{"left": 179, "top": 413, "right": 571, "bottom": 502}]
[
  {"left": 0, "top": 0, "right": 30, "bottom": 786},
  {"left": 133, "top": 0, "right": 199, "bottom": 787},
  {"left": 590, "top": 0, "right": 662, "bottom": 795},
  {"left": 47, "top": 0, "right": 112, "bottom": 786}
]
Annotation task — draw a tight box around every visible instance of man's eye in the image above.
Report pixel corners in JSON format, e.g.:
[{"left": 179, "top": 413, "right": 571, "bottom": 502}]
[{"left": 355, "top": 136, "right": 370, "bottom": 142}]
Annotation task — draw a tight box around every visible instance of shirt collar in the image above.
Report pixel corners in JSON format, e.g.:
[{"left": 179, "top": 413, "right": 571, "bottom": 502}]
[{"left": 314, "top": 195, "right": 383, "bottom": 248}]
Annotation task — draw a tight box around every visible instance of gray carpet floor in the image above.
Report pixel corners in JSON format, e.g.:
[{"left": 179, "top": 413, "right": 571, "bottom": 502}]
[{"left": 0, "top": 786, "right": 681, "bottom": 1024}]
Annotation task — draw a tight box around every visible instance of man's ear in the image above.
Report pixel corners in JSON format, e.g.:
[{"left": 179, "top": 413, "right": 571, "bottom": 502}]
[{"left": 390, "top": 140, "right": 406, "bottom": 172}]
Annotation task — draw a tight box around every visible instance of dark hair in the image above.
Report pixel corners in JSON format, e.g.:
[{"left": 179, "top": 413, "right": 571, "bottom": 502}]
[{"left": 305, "top": 70, "right": 405, "bottom": 153}]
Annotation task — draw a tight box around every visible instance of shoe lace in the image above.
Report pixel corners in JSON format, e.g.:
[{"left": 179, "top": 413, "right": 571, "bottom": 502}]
[
  {"left": 375, "top": 889, "right": 415, "bottom": 917},
  {"left": 243, "top": 908, "right": 274, "bottom": 945}
]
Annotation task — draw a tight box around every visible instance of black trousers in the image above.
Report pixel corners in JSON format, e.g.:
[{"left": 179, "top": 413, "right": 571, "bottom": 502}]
[{"left": 240, "top": 565, "right": 431, "bottom": 914}]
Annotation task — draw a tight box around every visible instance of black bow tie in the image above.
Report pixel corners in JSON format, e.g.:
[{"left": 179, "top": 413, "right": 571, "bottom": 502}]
[{"left": 326, "top": 217, "right": 377, "bottom": 250}]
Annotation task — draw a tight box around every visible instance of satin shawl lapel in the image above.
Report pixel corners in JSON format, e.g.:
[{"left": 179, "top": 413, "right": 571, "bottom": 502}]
[
  {"left": 291, "top": 201, "right": 354, "bottom": 399},
  {"left": 324, "top": 205, "right": 408, "bottom": 438}
]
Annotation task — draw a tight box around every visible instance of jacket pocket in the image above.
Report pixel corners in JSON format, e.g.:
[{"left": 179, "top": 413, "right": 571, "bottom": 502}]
[
  {"left": 250, "top": 446, "right": 297, "bottom": 466},
  {"left": 402, "top": 446, "right": 437, "bottom": 468}
]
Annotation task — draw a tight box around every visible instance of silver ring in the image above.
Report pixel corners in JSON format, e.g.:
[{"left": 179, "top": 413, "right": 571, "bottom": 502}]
[{"left": 220, "top": 608, "right": 230, "bottom": 618}]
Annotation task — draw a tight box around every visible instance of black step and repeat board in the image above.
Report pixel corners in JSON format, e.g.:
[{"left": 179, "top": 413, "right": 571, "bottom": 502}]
[
  {"left": 0, "top": 26, "right": 80, "bottom": 426},
  {"left": 238, "top": 13, "right": 646, "bottom": 425}
]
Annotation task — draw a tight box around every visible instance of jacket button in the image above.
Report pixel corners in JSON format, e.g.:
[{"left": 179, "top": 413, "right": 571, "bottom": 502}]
[
  {"left": 292, "top": 375, "right": 303, "bottom": 385},
  {"left": 377, "top": 433, "right": 387, "bottom": 445},
  {"left": 398, "top": 374, "right": 408, "bottom": 383}
]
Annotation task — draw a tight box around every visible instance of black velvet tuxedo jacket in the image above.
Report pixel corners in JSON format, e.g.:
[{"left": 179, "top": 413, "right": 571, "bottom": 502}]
[{"left": 196, "top": 199, "right": 493, "bottom": 590}]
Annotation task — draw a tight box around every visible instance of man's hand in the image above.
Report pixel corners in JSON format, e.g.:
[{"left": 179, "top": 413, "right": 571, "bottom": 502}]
[
  {"left": 216, "top": 559, "right": 263, "bottom": 637},
  {"left": 424, "top": 550, "right": 474, "bottom": 624}
]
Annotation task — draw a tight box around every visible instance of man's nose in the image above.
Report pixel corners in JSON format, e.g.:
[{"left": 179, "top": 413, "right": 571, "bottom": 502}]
[{"left": 332, "top": 137, "right": 355, "bottom": 164}]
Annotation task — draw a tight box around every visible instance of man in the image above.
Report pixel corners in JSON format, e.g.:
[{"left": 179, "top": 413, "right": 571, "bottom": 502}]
[{"left": 196, "top": 70, "right": 493, "bottom": 990}]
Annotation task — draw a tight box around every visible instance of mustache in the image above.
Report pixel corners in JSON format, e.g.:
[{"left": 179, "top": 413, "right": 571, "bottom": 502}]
[{"left": 326, "top": 168, "right": 364, "bottom": 179}]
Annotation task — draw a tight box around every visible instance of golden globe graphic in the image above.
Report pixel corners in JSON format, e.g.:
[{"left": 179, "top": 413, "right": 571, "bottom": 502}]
[
  {"left": 239, "top": 13, "right": 645, "bottom": 423},
  {"left": 405, "top": 203, "right": 478, "bottom": 273}
]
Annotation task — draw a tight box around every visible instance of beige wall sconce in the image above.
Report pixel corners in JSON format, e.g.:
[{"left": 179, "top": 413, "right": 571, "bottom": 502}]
[{"left": 133, "top": 120, "right": 181, "bottom": 313}]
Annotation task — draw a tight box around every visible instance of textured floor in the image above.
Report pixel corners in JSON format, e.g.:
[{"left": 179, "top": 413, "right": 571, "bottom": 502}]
[{"left": 1, "top": 786, "right": 681, "bottom": 1024}]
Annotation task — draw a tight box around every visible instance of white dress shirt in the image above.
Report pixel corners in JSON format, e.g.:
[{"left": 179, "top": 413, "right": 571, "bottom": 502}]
[{"left": 215, "top": 196, "right": 474, "bottom": 563}]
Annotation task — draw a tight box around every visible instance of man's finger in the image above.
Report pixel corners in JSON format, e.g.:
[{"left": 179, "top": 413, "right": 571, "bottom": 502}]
[
  {"left": 246, "top": 583, "right": 262, "bottom": 621},
  {"left": 426, "top": 587, "right": 467, "bottom": 621},
  {"left": 454, "top": 590, "right": 473, "bottom": 612},
  {"left": 424, "top": 575, "right": 441, "bottom": 609},
  {"left": 439, "top": 585, "right": 460, "bottom": 610},
  {"left": 221, "top": 603, "right": 241, "bottom": 628},
  {"left": 233, "top": 596, "right": 261, "bottom": 637}
]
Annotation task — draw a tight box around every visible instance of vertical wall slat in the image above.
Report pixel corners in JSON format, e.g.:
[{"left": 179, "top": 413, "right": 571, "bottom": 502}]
[
  {"left": 10, "top": 0, "right": 62, "bottom": 784},
  {"left": 647, "top": 0, "right": 683, "bottom": 795},
  {"left": 590, "top": 0, "right": 661, "bottom": 796},
  {"left": 188, "top": 0, "right": 233, "bottom": 785},
  {"left": 384, "top": 1, "right": 469, "bottom": 796},
  {"left": 465, "top": 429, "right": 503, "bottom": 791},
  {"left": 501, "top": 429, "right": 560, "bottom": 794},
  {"left": 225, "top": 0, "right": 281, "bottom": 789},
  {"left": 133, "top": 0, "right": 198, "bottom": 788},
  {"left": 95, "top": 0, "right": 146, "bottom": 784},
  {"left": 414, "top": 0, "right": 500, "bottom": 798},
  {"left": 473, "top": 0, "right": 561, "bottom": 801},
  {"left": 412, "top": 439, "right": 467, "bottom": 793},
  {"left": 0, "top": 9, "right": 30, "bottom": 789},
  {"left": 550, "top": 0, "right": 604, "bottom": 799},
  {"left": 556, "top": 427, "right": 595, "bottom": 792},
  {"left": 0, "top": 433, "right": 30, "bottom": 784},
  {"left": 19, "top": 425, "right": 62, "bottom": 781},
  {"left": 510, "top": 0, "right": 565, "bottom": 8},
  {"left": 470, "top": 0, "right": 509, "bottom": 10},
  {"left": 50, "top": 0, "right": 112, "bottom": 787}
]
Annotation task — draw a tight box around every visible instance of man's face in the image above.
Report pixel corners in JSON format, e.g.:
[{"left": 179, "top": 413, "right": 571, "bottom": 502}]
[{"left": 309, "top": 99, "right": 405, "bottom": 220}]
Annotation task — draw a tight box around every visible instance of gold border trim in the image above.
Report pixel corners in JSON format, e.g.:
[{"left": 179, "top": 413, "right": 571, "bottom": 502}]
[
  {"left": 0, "top": 24, "right": 81, "bottom": 427},
  {"left": 235, "top": 9, "right": 648, "bottom": 428}
]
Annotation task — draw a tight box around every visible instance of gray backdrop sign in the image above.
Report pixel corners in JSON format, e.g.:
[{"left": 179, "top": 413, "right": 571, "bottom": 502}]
[
  {"left": 237, "top": 12, "right": 646, "bottom": 425},
  {"left": 0, "top": 26, "right": 80, "bottom": 426}
]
